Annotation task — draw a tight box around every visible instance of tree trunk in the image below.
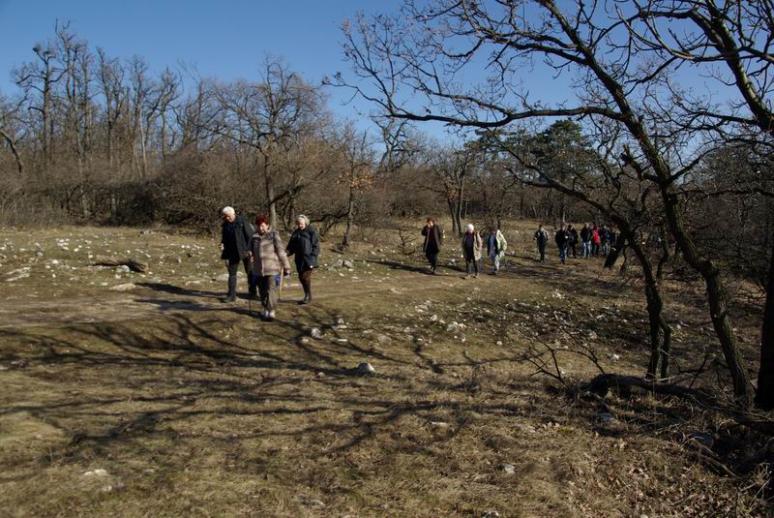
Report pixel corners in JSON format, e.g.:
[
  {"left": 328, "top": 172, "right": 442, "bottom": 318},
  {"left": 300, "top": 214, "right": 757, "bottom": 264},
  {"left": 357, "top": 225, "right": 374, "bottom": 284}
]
[
  {"left": 660, "top": 189, "right": 753, "bottom": 405},
  {"left": 755, "top": 237, "right": 774, "bottom": 409},
  {"left": 341, "top": 185, "right": 356, "bottom": 248}
]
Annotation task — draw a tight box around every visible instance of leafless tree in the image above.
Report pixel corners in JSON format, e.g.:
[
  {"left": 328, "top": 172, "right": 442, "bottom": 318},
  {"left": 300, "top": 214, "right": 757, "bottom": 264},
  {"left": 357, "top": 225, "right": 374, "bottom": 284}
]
[{"left": 338, "top": 0, "right": 765, "bottom": 404}]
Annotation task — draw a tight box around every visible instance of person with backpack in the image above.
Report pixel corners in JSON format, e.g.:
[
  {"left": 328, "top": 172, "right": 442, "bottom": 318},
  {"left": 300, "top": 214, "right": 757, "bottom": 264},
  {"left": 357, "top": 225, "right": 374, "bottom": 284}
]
[
  {"left": 219, "top": 206, "right": 256, "bottom": 302},
  {"left": 534, "top": 224, "right": 549, "bottom": 263},
  {"left": 286, "top": 214, "right": 320, "bottom": 305},
  {"left": 461, "top": 223, "right": 482, "bottom": 278},
  {"left": 248, "top": 215, "right": 291, "bottom": 321},
  {"left": 485, "top": 226, "right": 508, "bottom": 275},
  {"left": 421, "top": 217, "right": 444, "bottom": 274},
  {"left": 555, "top": 224, "right": 570, "bottom": 264}
]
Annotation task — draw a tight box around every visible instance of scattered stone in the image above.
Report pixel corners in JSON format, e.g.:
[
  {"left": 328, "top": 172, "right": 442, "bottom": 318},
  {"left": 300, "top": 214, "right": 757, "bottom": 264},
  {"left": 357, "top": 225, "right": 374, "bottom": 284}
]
[
  {"left": 429, "top": 421, "right": 450, "bottom": 429},
  {"left": 343, "top": 259, "right": 354, "bottom": 269},
  {"left": 335, "top": 317, "right": 345, "bottom": 325},
  {"left": 355, "top": 362, "right": 375, "bottom": 376},
  {"left": 446, "top": 322, "right": 460, "bottom": 333},
  {"left": 482, "top": 511, "right": 500, "bottom": 518},
  {"left": 376, "top": 334, "right": 391, "bottom": 344},
  {"left": 110, "top": 283, "right": 136, "bottom": 292},
  {"left": 115, "top": 265, "right": 131, "bottom": 273},
  {"left": 310, "top": 328, "right": 323, "bottom": 339},
  {"left": 500, "top": 463, "right": 516, "bottom": 475}
]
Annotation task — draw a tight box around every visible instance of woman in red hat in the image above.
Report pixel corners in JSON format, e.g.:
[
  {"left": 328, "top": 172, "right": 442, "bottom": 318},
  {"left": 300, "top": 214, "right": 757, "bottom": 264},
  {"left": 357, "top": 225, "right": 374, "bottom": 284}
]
[{"left": 248, "top": 215, "right": 291, "bottom": 321}]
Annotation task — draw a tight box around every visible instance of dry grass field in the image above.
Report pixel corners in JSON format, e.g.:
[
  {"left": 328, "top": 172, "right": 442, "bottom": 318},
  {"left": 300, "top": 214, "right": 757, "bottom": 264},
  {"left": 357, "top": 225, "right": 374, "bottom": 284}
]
[{"left": 0, "top": 220, "right": 770, "bottom": 517}]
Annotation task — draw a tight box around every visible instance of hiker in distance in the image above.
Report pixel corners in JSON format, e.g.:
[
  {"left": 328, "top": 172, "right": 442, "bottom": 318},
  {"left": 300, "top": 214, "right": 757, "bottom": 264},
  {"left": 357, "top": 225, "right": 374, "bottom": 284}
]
[
  {"left": 286, "top": 214, "right": 320, "bottom": 305},
  {"left": 248, "top": 215, "right": 291, "bottom": 321},
  {"left": 485, "top": 225, "right": 507, "bottom": 275},
  {"left": 461, "top": 223, "right": 482, "bottom": 278},
  {"left": 555, "top": 224, "right": 570, "bottom": 265},
  {"left": 219, "top": 206, "right": 256, "bottom": 303},
  {"left": 534, "top": 224, "right": 549, "bottom": 263},
  {"left": 421, "top": 217, "right": 444, "bottom": 274}
]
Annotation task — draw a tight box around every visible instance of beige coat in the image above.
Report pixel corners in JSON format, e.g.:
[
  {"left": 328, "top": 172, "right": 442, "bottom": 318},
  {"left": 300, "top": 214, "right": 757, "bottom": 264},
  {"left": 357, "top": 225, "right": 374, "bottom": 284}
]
[{"left": 249, "top": 230, "right": 291, "bottom": 276}]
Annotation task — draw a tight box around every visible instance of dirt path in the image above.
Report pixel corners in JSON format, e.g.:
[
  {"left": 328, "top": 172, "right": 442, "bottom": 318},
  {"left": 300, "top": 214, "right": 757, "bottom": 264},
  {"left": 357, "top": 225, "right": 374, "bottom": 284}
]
[{"left": 0, "top": 269, "right": 487, "bottom": 329}]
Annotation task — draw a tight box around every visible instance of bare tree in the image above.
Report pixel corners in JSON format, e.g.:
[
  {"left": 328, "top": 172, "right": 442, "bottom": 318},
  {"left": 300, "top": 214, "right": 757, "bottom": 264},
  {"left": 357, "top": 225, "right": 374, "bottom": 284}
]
[{"left": 338, "top": 0, "right": 761, "bottom": 404}]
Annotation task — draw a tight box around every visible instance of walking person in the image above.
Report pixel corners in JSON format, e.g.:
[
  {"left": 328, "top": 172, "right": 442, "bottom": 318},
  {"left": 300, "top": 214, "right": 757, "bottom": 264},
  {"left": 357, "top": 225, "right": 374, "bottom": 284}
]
[
  {"left": 485, "top": 226, "right": 507, "bottom": 274},
  {"left": 421, "top": 217, "right": 444, "bottom": 274},
  {"left": 580, "top": 223, "right": 592, "bottom": 258},
  {"left": 534, "top": 224, "right": 549, "bottom": 263},
  {"left": 248, "top": 215, "right": 291, "bottom": 321},
  {"left": 461, "top": 223, "right": 482, "bottom": 278},
  {"left": 600, "top": 224, "right": 610, "bottom": 256},
  {"left": 555, "top": 224, "right": 570, "bottom": 265},
  {"left": 591, "top": 224, "right": 601, "bottom": 256},
  {"left": 568, "top": 224, "right": 579, "bottom": 259},
  {"left": 286, "top": 214, "right": 320, "bottom": 305},
  {"left": 219, "top": 206, "right": 255, "bottom": 302}
]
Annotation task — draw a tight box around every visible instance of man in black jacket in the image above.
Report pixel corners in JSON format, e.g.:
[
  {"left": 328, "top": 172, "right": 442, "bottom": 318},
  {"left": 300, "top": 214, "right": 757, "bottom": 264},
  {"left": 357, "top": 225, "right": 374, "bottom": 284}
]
[
  {"left": 220, "top": 206, "right": 255, "bottom": 302},
  {"left": 555, "top": 225, "right": 570, "bottom": 264}
]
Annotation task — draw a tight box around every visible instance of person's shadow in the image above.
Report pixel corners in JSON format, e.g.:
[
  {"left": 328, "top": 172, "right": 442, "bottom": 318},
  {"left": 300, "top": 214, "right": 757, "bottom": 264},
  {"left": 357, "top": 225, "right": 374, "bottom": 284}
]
[{"left": 136, "top": 282, "right": 222, "bottom": 300}]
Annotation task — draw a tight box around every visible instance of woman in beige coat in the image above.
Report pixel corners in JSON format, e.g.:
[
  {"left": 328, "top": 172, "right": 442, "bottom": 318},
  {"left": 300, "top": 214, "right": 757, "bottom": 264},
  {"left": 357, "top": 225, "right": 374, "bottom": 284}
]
[
  {"left": 248, "top": 215, "right": 291, "bottom": 321},
  {"left": 460, "top": 223, "right": 482, "bottom": 278}
]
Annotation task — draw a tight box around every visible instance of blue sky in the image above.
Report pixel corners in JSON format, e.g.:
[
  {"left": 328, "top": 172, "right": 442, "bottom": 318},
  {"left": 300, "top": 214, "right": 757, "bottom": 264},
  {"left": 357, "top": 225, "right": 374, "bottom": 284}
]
[
  {"left": 0, "top": 0, "right": 737, "bottom": 142},
  {"left": 0, "top": 0, "right": 387, "bottom": 125}
]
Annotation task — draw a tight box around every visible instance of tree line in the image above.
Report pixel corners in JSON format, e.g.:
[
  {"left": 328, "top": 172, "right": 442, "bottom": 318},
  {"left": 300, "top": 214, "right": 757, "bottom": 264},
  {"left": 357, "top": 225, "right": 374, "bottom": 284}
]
[{"left": 0, "top": 4, "right": 772, "bottom": 410}]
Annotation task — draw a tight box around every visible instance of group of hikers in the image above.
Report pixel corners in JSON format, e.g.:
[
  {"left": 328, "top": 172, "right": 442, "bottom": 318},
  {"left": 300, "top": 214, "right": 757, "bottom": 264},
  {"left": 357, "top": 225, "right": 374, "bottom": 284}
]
[
  {"left": 533, "top": 223, "right": 619, "bottom": 265},
  {"left": 219, "top": 206, "right": 319, "bottom": 321},
  {"left": 421, "top": 218, "right": 508, "bottom": 278},
  {"left": 220, "top": 207, "right": 618, "bottom": 320}
]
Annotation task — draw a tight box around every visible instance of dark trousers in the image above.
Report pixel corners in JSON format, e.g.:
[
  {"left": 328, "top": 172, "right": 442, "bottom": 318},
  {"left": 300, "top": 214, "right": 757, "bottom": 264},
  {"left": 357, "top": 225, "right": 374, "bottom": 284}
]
[
  {"left": 570, "top": 243, "right": 577, "bottom": 258},
  {"left": 299, "top": 267, "right": 313, "bottom": 299},
  {"left": 227, "top": 257, "right": 254, "bottom": 298},
  {"left": 538, "top": 244, "right": 546, "bottom": 262},
  {"left": 426, "top": 250, "right": 439, "bottom": 271},
  {"left": 465, "top": 256, "right": 479, "bottom": 275}
]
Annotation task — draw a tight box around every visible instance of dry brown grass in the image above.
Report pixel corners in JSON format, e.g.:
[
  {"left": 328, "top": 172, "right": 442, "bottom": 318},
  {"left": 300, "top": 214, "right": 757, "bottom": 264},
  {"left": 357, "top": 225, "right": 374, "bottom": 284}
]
[{"left": 0, "top": 220, "right": 770, "bottom": 517}]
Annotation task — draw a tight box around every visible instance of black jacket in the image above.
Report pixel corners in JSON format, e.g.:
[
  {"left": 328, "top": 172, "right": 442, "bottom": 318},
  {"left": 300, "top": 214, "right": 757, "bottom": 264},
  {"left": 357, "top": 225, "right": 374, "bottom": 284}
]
[
  {"left": 421, "top": 224, "right": 444, "bottom": 253},
  {"left": 555, "top": 229, "right": 570, "bottom": 247},
  {"left": 286, "top": 226, "right": 320, "bottom": 270},
  {"left": 221, "top": 215, "right": 252, "bottom": 260}
]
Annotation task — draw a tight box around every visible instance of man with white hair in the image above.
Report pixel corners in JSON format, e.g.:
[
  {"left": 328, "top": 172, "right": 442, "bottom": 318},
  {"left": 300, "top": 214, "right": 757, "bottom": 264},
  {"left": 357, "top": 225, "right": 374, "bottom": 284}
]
[{"left": 219, "top": 206, "right": 255, "bottom": 302}]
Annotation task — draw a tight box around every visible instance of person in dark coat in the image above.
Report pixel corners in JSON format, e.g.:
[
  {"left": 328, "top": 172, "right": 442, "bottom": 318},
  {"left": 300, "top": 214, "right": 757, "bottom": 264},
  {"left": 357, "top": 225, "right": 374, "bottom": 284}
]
[
  {"left": 421, "top": 217, "right": 444, "bottom": 274},
  {"left": 220, "top": 206, "right": 255, "bottom": 302},
  {"left": 580, "top": 223, "right": 592, "bottom": 258},
  {"left": 555, "top": 224, "right": 570, "bottom": 264},
  {"left": 286, "top": 214, "right": 320, "bottom": 304},
  {"left": 568, "top": 224, "right": 579, "bottom": 258},
  {"left": 534, "top": 224, "right": 549, "bottom": 262}
]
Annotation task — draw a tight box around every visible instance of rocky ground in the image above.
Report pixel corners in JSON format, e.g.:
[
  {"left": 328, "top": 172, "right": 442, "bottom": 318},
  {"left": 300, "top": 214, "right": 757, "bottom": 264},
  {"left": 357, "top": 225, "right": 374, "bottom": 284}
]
[{"left": 0, "top": 222, "right": 770, "bottom": 517}]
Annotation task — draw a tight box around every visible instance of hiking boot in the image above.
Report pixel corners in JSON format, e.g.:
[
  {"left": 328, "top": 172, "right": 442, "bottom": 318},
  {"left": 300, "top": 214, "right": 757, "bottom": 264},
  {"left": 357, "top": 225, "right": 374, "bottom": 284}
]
[
  {"left": 267, "top": 310, "right": 276, "bottom": 321},
  {"left": 222, "top": 295, "right": 236, "bottom": 303}
]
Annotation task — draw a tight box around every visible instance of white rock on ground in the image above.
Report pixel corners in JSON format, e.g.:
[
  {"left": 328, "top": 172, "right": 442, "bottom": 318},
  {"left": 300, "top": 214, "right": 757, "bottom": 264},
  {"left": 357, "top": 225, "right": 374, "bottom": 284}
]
[{"left": 355, "top": 362, "right": 375, "bottom": 375}]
